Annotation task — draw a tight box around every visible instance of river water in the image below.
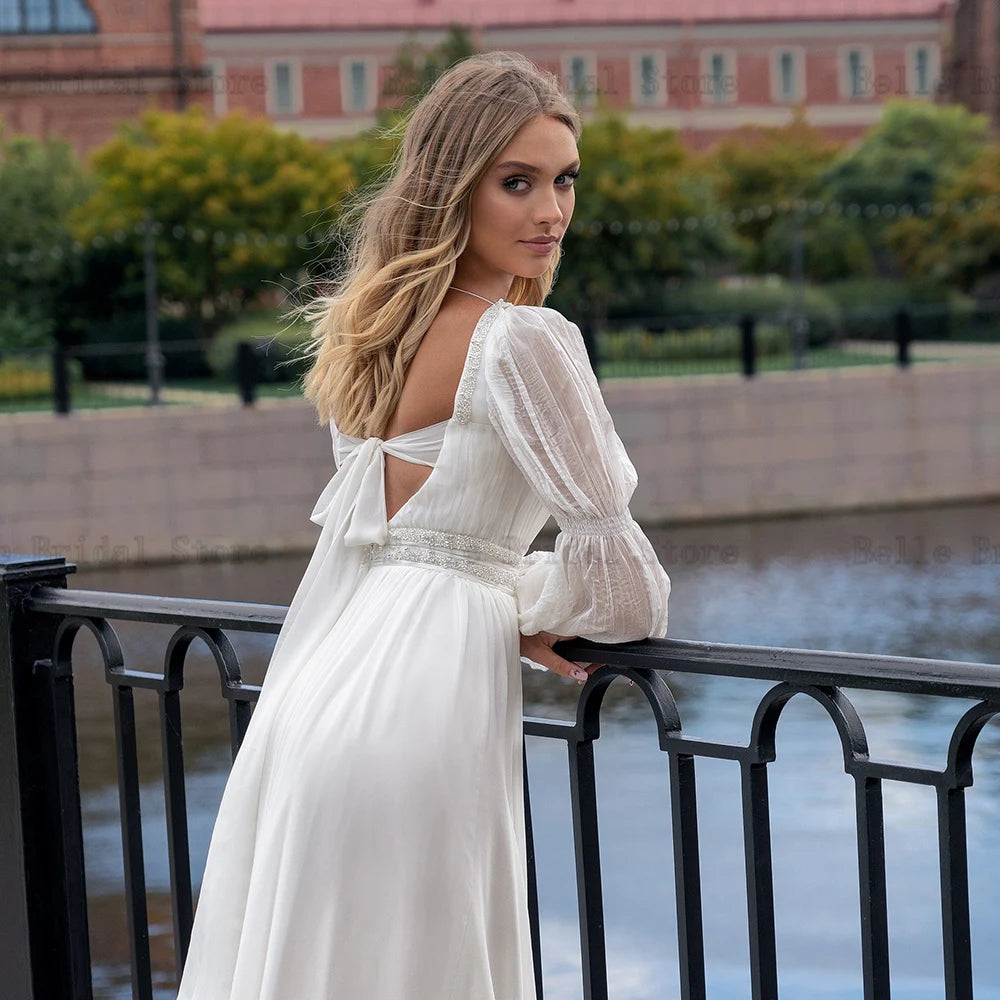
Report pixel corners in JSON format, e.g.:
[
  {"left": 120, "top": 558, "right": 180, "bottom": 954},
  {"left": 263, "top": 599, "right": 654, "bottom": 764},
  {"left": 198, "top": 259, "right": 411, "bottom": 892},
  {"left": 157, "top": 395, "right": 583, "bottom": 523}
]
[{"left": 67, "top": 499, "right": 1000, "bottom": 999}]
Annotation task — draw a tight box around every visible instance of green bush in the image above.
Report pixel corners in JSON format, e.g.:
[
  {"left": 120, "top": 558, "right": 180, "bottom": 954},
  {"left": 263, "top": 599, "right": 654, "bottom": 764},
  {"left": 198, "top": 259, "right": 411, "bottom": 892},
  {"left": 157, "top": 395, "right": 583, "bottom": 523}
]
[
  {"left": 822, "top": 278, "right": 982, "bottom": 341},
  {"left": 207, "top": 311, "right": 313, "bottom": 383},
  {"left": 608, "top": 277, "right": 840, "bottom": 348},
  {"left": 0, "top": 303, "right": 55, "bottom": 352},
  {"left": 598, "top": 321, "right": 789, "bottom": 363},
  {"left": 74, "top": 312, "right": 209, "bottom": 380},
  {"left": 0, "top": 354, "right": 84, "bottom": 402}
]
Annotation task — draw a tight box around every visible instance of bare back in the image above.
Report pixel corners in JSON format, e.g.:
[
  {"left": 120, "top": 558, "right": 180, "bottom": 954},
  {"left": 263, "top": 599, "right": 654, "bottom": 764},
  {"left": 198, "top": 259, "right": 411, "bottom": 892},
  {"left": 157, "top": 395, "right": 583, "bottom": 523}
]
[{"left": 382, "top": 299, "right": 492, "bottom": 522}]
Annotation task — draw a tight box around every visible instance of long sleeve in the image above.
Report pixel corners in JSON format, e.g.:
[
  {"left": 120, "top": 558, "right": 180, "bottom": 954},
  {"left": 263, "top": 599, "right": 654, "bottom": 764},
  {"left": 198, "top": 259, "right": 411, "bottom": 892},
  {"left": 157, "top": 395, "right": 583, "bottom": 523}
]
[{"left": 483, "top": 304, "right": 671, "bottom": 648}]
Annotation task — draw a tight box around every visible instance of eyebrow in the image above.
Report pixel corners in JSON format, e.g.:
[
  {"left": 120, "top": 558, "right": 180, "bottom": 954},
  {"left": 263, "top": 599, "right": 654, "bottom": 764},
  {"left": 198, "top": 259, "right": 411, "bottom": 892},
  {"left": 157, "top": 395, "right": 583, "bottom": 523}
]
[{"left": 494, "top": 159, "right": 581, "bottom": 175}]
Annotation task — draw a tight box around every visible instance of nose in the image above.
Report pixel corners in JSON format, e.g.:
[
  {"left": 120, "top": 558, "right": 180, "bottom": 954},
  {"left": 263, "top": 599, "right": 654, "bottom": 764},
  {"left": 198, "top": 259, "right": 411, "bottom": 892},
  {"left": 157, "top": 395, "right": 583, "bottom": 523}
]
[{"left": 535, "top": 186, "right": 565, "bottom": 227}]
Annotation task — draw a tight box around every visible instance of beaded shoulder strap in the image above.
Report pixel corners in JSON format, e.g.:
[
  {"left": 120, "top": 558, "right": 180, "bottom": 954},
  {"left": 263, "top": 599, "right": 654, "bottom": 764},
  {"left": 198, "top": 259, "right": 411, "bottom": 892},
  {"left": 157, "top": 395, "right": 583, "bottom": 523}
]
[{"left": 451, "top": 299, "right": 507, "bottom": 424}]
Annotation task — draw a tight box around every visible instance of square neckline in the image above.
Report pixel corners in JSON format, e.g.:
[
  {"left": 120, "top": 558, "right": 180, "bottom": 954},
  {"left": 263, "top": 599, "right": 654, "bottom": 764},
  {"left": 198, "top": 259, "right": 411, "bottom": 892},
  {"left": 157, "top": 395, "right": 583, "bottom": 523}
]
[{"left": 381, "top": 297, "right": 507, "bottom": 526}]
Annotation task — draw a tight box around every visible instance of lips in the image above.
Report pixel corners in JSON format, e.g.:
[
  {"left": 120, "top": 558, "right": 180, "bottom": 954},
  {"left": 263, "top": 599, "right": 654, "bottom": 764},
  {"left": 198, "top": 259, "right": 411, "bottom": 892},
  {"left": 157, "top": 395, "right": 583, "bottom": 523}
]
[{"left": 522, "top": 237, "right": 558, "bottom": 245}]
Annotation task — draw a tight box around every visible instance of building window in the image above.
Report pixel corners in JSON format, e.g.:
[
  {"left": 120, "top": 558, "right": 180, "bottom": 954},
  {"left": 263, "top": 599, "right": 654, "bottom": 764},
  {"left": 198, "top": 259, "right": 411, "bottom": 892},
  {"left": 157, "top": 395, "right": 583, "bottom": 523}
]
[
  {"left": 206, "top": 59, "right": 227, "bottom": 117},
  {"left": 1, "top": 0, "right": 96, "bottom": 33},
  {"left": 915, "top": 48, "right": 928, "bottom": 93},
  {"left": 840, "top": 46, "right": 873, "bottom": 99},
  {"left": 343, "top": 58, "right": 374, "bottom": 112},
  {"left": 701, "top": 49, "right": 736, "bottom": 103},
  {"left": 562, "top": 53, "right": 597, "bottom": 106},
  {"left": 273, "top": 62, "right": 292, "bottom": 112},
  {"left": 772, "top": 47, "right": 805, "bottom": 102},
  {"left": 350, "top": 62, "right": 365, "bottom": 109},
  {"left": 906, "top": 43, "right": 939, "bottom": 96},
  {"left": 632, "top": 51, "right": 666, "bottom": 107},
  {"left": 266, "top": 59, "right": 300, "bottom": 115},
  {"left": 848, "top": 51, "right": 863, "bottom": 96}
]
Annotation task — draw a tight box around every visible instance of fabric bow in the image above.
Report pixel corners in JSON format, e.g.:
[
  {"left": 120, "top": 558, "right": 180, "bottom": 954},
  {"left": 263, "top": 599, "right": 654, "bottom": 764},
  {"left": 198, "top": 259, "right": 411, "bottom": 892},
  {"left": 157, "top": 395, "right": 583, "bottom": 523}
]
[
  {"left": 309, "top": 436, "right": 390, "bottom": 547},
  {"left": 309, "top": 432, "right": 438, "bottom": 547}
]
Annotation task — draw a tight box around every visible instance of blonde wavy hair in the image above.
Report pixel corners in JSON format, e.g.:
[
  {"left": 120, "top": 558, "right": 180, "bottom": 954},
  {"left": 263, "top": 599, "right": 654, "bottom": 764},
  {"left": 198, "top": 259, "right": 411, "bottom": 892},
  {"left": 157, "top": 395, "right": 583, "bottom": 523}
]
[{"left": 291, "top": 50, "right": 581, "bottom": 437}]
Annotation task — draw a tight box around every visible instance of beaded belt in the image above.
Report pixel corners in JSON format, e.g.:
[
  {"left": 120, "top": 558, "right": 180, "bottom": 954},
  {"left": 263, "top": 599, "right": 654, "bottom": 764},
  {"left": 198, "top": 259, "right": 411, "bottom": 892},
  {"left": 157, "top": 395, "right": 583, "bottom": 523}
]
[{"left": 363, "top": 526, "right": 523, "bottom": 593}]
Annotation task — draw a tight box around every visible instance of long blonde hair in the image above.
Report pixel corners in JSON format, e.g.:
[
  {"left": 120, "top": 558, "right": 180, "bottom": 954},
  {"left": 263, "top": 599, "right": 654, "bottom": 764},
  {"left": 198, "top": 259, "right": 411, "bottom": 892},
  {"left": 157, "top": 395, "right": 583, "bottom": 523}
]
[{"left": 292, "top": 50, "right": 581, "bottom": 437}]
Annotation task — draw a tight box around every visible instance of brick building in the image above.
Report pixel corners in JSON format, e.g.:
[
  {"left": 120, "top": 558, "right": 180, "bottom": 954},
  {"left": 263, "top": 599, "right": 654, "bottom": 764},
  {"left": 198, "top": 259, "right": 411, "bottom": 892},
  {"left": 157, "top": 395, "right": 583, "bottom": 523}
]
[
  {"left": 1, "top": 0, "right": 952, "bottom": 158},
  {"left": 0, "top": 0, "right": 211, "bottom": 159},
  {"left": 202, "top": 0, "right": 951, "bottom": 150}
]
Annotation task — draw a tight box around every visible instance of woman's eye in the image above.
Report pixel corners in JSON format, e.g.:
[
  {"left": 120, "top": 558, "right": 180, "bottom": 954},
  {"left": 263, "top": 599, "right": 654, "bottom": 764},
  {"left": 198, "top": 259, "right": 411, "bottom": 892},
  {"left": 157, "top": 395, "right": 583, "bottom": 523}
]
[{"left": 502, "top": 172, "right": 580, "bottom": 192}]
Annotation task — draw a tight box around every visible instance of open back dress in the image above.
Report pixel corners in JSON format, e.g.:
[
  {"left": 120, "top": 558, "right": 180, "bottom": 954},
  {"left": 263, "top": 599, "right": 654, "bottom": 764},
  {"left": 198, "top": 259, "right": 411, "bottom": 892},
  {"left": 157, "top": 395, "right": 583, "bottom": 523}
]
[{"left": 174, "top": 293, "right": 672, "bottom": 1000}]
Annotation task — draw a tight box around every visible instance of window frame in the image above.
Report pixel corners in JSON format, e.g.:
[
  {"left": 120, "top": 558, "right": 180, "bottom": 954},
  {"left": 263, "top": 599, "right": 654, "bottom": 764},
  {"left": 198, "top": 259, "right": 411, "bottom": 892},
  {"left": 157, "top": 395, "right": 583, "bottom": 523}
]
[
  {"left": 838, "top": 44, "right": 874, "bottom": 100},
  {"left": 700, "top": 47, "right": 738, "bottom": 105},
  {"left": 0, "top": 0, "right": 97, "bottom": 34},
  {"left": 905, "top": 41, "right": 940, "bottom": 96},
  {"left": 561, "top": 51, "right": 598, "bottom": 108},
  {"left": 340, "top": 56, "right": 377, "bottom": 114},
  {"left": 771, "top": 46, "right": 806, "bottom": 103},
  {"left": 631, "top": 50, "right": 667, "bottom": 107},
  {"left": 205, "top": 58, "right": 228, "bottom": 117},
  {"left": 265, "top": 56, "right": 302, "bottom": 116}
]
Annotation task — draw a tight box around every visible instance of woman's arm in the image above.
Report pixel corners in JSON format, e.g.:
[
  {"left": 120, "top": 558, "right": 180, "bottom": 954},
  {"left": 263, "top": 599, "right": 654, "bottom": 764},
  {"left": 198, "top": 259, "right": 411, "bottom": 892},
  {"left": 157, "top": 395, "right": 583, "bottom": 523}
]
[{"left": 484, "top": 304, "right": 671, "bottom": 646}]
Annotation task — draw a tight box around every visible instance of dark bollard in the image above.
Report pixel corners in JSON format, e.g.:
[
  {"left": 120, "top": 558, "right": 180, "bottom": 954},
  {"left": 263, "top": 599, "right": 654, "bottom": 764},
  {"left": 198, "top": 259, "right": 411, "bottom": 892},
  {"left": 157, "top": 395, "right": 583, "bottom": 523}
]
[
  {"left": 895, "top": 307, "right": 912, "bottom": 369},
  {"left": 579, "top": 318, "right": 599, "bottom": 379},
  {"left": 52, "top": 343, "right": 71, "bottom": 415},
  {"left": 235, "top": 340, "right": 257, "bottom": 407},
  {"left": 740, "top": 313, "right": 756, "bottom": 378}
]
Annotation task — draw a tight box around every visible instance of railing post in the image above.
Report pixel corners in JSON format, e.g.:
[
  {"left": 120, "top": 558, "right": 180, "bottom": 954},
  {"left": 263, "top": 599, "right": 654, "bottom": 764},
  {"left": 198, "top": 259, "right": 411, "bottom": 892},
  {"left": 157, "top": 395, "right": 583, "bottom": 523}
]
[
  {"left": 236, "top": 340, "right": 257, "bottom": 407},
  {"left": 740, "top": 313, "right": 756, "bottom": 378},
  {"left": 579, "top": 318, "right": 600, "bottom": 381},
  {"left": 0, "top": 553, "right": 92, "bottom": 1000},
  {"left": 52, "top": 343, "right": 71, "bottom": 415},
  {"left": 895, "top": 307, "right": 912, "bottom": 369}
]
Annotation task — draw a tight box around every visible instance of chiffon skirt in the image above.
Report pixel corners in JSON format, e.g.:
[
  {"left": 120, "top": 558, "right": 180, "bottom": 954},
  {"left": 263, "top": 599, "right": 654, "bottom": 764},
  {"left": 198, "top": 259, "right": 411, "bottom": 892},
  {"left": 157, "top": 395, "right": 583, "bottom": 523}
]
[{"left": 175, "top": 562, "right": 537, "bottom": 999}]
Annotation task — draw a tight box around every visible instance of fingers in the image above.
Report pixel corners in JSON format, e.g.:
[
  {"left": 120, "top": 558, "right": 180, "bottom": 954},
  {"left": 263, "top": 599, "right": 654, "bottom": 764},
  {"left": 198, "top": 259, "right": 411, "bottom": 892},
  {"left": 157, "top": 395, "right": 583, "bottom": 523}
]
[
  {"left": 520, "top": 633, "right": 605, "bottom": 685},
  {"left": 521, "top": 639, "right": 588, "bottom": 681}
]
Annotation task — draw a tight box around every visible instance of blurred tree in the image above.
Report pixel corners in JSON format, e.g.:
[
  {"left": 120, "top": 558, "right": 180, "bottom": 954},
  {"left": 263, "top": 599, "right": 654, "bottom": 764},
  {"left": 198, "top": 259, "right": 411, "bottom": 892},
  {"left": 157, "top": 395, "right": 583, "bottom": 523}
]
[
  {"left": 378, "top": 23, "right": 479, "bottom": 128},
  {"left": 819, "top": 99, "right": 990, "bottom": 275},
  {"left": 705, "top": 110, "right": 843, "bottom": 245},
  {"left": 700, "top": 109, "right": 858, "bottom": 279},
  {"left": 70, "top": 106, "right": 355, "bottom": 333},
  {"left": 558, "top": 110, "right": 741, "bottom": 321},
  {"left": 885, "top": 143, "right": 1000, "bottom": 294},
  {"left": 0, "top": 121, "right": 93, "bottom": 349}
]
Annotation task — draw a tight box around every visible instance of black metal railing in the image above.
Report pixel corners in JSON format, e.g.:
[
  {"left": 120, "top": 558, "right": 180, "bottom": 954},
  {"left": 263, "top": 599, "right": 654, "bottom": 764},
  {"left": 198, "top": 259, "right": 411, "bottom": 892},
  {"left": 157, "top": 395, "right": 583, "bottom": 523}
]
[
  {"left": 0, "top": 338, "right": 262, "bottom": 416},
  {"left": 1, "top": 552, "right": 997, "bottom": 1000}
]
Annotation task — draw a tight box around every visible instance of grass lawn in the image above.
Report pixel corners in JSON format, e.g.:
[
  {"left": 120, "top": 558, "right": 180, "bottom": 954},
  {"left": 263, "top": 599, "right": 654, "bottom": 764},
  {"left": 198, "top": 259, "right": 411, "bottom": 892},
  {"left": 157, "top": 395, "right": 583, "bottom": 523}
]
[{"left": 0, "top": 346, "right": 974, "bottom": 416}]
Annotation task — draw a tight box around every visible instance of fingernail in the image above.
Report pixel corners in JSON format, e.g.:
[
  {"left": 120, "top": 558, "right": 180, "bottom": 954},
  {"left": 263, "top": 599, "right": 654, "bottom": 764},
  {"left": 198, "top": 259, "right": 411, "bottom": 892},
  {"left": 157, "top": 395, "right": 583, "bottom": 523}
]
[{"left": 572, "top": 668, "right": 587, "bottom": 681}]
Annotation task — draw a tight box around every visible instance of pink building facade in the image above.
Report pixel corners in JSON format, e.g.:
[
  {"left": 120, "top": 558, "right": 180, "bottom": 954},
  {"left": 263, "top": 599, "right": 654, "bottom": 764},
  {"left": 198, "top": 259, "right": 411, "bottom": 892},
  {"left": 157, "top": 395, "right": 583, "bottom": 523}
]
[
  {"left": 202, "top": 0, "right": 951, "bottom": 150},
  {"left": 0, "top": 1, "right": 952, "bottom": 158}
]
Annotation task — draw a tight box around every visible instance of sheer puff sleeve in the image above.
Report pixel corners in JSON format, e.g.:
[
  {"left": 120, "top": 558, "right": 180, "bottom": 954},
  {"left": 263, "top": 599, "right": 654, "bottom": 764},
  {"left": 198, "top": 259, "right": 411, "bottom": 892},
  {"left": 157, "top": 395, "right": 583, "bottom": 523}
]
[{"left": 483, "top": 304, "right": 671, "bottom": 649}]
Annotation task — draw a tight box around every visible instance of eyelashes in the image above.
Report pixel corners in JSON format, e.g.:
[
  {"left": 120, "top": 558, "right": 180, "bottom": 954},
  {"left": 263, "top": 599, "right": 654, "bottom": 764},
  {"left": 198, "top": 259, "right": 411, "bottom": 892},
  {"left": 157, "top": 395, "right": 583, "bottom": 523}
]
[{"left": 502, "top": 171, "right": 580, "bottom": 192}]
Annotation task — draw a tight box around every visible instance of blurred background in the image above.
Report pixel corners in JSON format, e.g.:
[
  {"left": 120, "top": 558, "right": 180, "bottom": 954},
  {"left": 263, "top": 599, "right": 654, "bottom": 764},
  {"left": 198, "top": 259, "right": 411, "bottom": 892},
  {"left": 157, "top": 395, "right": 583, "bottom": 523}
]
[{"left": 2, "top": 0, "right": 1000, "bottom": 410}]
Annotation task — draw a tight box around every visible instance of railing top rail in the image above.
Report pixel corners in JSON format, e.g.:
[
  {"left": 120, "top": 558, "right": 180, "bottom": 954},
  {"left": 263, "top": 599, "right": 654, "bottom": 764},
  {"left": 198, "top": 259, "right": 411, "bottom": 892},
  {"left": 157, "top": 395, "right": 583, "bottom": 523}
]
[
  {"left": 25, "top": 585, "right": 285, "bottom": 633},
  {"left": 23, "top": 585, "right": 1000, "bottom": 700},
  {"left": 560, "top": 636, "right": 1000, "bottom": 701}
]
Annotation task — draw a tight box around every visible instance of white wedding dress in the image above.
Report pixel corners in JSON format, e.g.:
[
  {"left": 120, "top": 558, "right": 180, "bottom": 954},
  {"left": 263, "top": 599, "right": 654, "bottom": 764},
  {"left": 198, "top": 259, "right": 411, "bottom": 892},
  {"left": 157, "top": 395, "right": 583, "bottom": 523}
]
[{"left": 174, "top": 294, "right": 671, "bottom": 999}]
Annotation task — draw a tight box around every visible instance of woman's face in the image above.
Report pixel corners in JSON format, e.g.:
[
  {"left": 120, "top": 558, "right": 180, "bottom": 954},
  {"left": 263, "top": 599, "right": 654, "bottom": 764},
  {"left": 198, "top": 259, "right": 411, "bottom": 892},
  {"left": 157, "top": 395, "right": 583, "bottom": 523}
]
[{"left": 458, "top": 114, "right": 579, "bottom": 297}]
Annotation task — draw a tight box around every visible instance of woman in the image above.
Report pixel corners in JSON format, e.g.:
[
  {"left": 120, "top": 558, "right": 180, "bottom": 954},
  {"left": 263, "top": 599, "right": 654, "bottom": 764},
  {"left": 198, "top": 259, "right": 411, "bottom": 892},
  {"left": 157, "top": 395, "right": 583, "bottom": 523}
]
[{"left": 175, "top": 49, "right": 670, "bottom": 999}]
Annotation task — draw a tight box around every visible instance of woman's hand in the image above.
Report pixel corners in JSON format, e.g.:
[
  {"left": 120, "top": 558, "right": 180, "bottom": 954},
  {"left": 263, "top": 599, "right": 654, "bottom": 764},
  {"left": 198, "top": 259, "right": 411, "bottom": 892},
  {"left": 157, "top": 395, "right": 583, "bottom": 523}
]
[{"left": 520, "top": 630, "right": 605, "bottom": 685}]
